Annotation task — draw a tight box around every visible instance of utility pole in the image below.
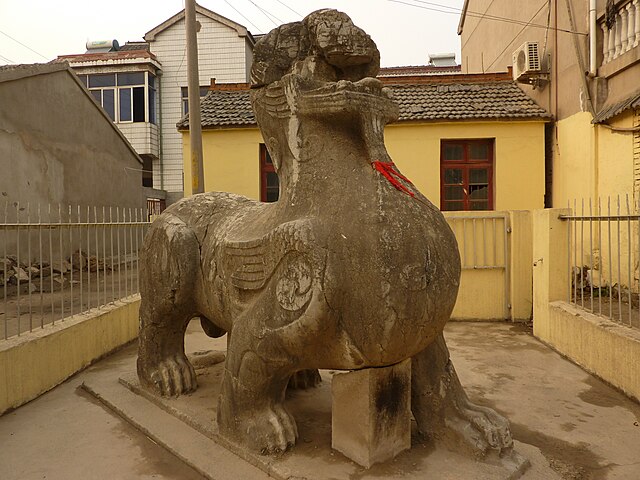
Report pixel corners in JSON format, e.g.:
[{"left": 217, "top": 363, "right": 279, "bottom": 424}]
[{"left": 186, "top": 0, "right": 205, "bottom": 194}]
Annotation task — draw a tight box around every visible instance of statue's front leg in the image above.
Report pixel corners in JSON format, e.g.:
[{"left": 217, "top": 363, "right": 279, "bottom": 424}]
[
  {"left": 217, "top": 321, "right": 298, "bottom": 454},
  {"left": 411, "top": 333, "right": 513, "bottom": 456}
]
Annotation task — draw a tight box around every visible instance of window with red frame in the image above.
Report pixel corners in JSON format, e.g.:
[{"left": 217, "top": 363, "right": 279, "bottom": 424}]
[
  {"left": 440, "top": 139, "right": 494, "bottom": 211},
  {"left": 260, "top": 144, "right": 279, "bottom": 202}
]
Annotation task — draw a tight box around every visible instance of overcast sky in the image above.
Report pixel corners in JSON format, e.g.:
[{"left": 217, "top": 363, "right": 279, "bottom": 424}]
[{"left": 0, "top": 0, "right": 465, "bottom": 68}]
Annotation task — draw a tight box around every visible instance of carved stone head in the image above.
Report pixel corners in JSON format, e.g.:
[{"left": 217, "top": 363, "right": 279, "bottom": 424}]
[{"left": 250, "top": 10, "right": 398, "bottom": 174}]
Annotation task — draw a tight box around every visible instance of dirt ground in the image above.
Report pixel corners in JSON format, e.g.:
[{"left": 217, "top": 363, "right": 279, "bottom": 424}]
[{"left": 0, "top": 266, "right": 139, "bottom": 338}]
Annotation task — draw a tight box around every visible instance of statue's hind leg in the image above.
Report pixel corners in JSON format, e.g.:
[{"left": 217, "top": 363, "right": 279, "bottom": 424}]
[
  {"left": 411, "top": 333, "right": 513, "bottom": 456},
  {"left": 137, "top": 217, "right": 200, "bottom": 397}
]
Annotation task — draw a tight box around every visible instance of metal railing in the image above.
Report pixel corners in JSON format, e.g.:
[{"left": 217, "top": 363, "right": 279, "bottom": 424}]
[
  {"left": 561, "top": 195, "right": 639, "bottom": 329},
  {"left": 0, "top": 203, "right": 150, "bottom": 340}
]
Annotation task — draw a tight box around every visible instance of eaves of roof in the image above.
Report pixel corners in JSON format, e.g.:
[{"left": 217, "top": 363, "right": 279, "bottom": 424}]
[
  {"left": 144, "top": 3, "right": 253, "bottom": 44},
  {"left": 56, "top": 50, "right": 160, "bottom": 66},
  {"left": 592, "top": 90, "right": 640, "bottom": 123},
  {"left": 0, "top": 62, "right": 68, "bottom": 83},
  {"left": 458, "top": 0, "right": 470, "bottom": 35}
]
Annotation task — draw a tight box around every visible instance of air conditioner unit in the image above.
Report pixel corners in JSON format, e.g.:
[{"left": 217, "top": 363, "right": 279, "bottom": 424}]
[{"left": 512, "top": 42, "right": 541, "bottom": 81}]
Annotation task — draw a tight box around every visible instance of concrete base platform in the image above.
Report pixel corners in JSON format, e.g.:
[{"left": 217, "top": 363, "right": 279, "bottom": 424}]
[{"left": 83, "top": 350, "right": 531, "bottom": 480}]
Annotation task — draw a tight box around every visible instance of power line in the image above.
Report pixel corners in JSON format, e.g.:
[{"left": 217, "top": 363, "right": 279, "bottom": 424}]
[
  {"left": 223, "top": 0, "right": 263, "bottom": 32},
  {"left": 484, "top": 1, "right": 548, "bottom": 71},
  {"left": 388, "top": 0, "right": 587, "bottom": 36},
  {"left": 245, "top": 0, "right": 282, "bottom": 27},
  {"left": 272, "top": 0, "right": 302, "bottom": 18},
  {"left": 0, "top": 30, "right": 49, "bottom": 60},
  {"left": 0, "top": 53, "right": 15, "bottom": 64}
]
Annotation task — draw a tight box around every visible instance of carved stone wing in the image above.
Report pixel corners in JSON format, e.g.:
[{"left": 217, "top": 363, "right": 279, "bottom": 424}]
[
  {"left": 225, "top": 239, "right": 269, "bottom": 290},
  {"left": 224, "top": 219, "right": 315, "bottom": 292}
]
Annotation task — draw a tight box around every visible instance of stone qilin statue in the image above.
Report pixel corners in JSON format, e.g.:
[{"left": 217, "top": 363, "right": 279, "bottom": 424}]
[{"left": 137, "top": 9, "right": 513, "bottom": 458}]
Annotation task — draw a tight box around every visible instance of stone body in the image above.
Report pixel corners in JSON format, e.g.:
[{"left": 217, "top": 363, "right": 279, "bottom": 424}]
[{"left": 137, "top": 9, "right": 513, "bottom": 458}]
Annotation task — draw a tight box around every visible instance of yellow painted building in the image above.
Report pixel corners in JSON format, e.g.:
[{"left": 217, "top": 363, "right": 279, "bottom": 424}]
[{"left": 179, "top": 73, "right": 551, "bottom": 212}]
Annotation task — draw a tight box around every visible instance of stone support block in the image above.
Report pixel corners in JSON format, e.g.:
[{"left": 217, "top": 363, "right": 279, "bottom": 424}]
[{"left": 331, "top": 359, "right": 411, "bottom": 468}]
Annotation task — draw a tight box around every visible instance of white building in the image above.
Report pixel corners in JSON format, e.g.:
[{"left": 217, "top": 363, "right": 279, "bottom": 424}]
[{"left": 58, "top": 4, "right": 255, "bottom": 206}]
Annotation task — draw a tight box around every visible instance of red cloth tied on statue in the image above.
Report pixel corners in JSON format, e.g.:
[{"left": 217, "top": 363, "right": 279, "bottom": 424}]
[{"left": 371, "top": 160, "right": 415, "bottom": 198}]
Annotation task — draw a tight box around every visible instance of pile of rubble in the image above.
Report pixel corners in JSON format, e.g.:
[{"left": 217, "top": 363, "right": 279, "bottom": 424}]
[{"left": 0, "top": 251, "right": 110, "bottom": 292}]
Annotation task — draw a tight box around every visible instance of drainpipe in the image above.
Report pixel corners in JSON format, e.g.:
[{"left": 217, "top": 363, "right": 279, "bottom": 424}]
[{"left": 589, "top": 0, "right": 597, "bottom": 77}]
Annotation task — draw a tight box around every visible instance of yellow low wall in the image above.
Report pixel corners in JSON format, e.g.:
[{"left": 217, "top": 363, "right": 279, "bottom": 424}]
[
  {"left": 539, "top": 301, "right": 640, "bottom": 401},
  {"left": 533, "top": 208, "right": 640, "bottom": 401},
  {"left": 0, "top": 297, "right": 140, "bottom": 415}
]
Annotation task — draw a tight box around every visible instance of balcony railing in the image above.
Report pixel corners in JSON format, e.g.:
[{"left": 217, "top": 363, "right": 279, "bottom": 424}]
[{"left": 601, "top": 0, "right": 640, "bottom": 65}]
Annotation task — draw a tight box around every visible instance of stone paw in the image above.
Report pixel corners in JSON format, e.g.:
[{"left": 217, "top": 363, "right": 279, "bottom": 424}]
[
  {"left": 447, "top": 399, "right": 514, "bottom": 455},
  {"left": 288, "top": 369, "right": 322, "bottom": 390},
  {"left": 219, "top": 402, "right": 298, "bottom": 454},
  {"left": 137, "top": 354, "right": 198, "bottom": 397}
]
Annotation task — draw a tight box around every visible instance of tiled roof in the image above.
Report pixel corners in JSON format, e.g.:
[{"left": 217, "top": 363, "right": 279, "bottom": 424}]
[
  {"left": 118, "top": 42, "right": 150, "bottom": 51},
  {"left": 56, "top": 50, "right": 158, "bottom": 63},
  {"left": 178, "top": 81, "right": 551, "bottom": 129},
  {"left": 592, "top": 90, "right": 640, "bottom": 123},
  {"left": 177, "top": 90, "right": 255, "bottom": 129},
  {"left": 392, "top": 82, "right": 551, "bottom": 121},
  {"left": 379, "top": 65, "right": 461, "bottom": 77}
]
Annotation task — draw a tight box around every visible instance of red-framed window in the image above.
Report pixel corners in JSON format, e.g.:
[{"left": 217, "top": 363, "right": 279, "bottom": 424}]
[
  {"left": 260, "top": 144, "right": 279, "bottom": 202},
  {"left": 440, "top": 139, "right": 494, "bottom": 211}
]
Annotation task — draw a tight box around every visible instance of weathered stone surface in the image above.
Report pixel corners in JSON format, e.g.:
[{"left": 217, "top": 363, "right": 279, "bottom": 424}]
[
  {"left": 332, "top": 359, "right": 411, "bottom": 467},
  {"left": 137, "top": 8, "right": 515, "bottom": 464}
]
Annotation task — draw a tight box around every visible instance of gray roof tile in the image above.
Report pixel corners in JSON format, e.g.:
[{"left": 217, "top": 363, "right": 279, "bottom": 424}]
[{"left": 178, "top": 81, "right": 551, "bottom": 129}]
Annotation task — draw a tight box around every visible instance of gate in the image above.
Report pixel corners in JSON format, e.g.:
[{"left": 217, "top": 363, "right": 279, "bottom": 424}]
[{"left": 444, "top": 212, "right": 511, "bottom": 320}]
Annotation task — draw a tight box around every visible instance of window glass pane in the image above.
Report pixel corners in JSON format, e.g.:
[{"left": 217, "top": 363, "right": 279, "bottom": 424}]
[
  {"left": 443, "top": 168, "right": 463, "bottom": 185},
  {"left": 265, "top": 172, "right": 279, "bottom": 202},
  {"left": 77, "top": 74, "right": 88, "bottom": 87},
  {"left": 133, "top": 86, "right": 145, "bottom": 122},
  {"left": 148, "top": 73, "right": 155, "bottom": 88},
  {"left": 88, "top": 73, "right": 115, "bottom": 88},
  {"left": 469, "top": 169, "right": 488, "bottom": 184},
  {"left": 443, "top": 201, "right": 463, "bottom": 211},
  {"left": 443, "top": 144, "right": 464, "bottom": 161},
  {"left": 102, "top": 89, "right": 115, "bottom": 121},
  {"left": 117, "top": 72, "right": 144, "bottom": 86},
  {"left": 265, "top": 149, "right": 273, "bottom": 165},
  {"left": 469, "top": 184, "right": 488, "bottom": 200},
  {"left": 470, "top": 201, "right": 489, "bottom": 210},
  {"left": 444, "top": 186, "right": 464, "bottom": 200},
  {"left": 148, "top": 87, "right": 156, "bottom": 124},
  {"left": 182, "top": 99, "right": 189, "bottom": 115},
  {"left": 90, "top": 89, "right": 102, "bottom": 103},
  {"left": 469, "top": 143, "right": 489, "bottom": 160},
  {"left": 119, "top": 88, "right": 132, "bottom": 122}
]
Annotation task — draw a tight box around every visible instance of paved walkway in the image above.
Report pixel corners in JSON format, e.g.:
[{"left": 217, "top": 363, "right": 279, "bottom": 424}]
[{"left": 1, "top": 322, "right": 638, "bottom": 480}]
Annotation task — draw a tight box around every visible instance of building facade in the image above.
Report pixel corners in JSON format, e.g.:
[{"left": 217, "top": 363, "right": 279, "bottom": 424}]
[
  {"left": 178, "top": 72, "right": 551, "bottom": 212},
  {"left": 0, "top": 63, "right": 145, "bottom": 210},
  {"left": 458, "top": 0, "right": 640, "bottom": 208},
  {"left": 59, "top": 4, "right": 255, "bottom": 205}
]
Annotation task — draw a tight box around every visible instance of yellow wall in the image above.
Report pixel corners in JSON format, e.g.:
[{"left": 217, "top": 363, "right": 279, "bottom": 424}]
[
  {"left": 552, "top": 110, "right": 635, "bottom": 208},
  {"left": 533, "top": 208, "right": 640, "bottom": 402},
  {"left": 183, "top": 128, "right": 264, "bottom": 199},
  {"left": 384, "top": 121, "right": 546, "bottom": 210},
  {"left": 0, "top": 297, "right": 140, "bottom": 415},
  {"left": 184, "top": 121, "right": 547, "bottom": 212}
]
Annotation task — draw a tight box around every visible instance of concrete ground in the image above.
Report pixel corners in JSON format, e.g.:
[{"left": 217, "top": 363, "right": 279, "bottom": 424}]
[{"left": 1, "top": 321, "right": 639, "bottom": 480}]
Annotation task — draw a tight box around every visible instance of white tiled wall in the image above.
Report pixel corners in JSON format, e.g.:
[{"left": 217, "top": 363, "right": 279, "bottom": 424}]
[{"left": 149, "top": 14, "right": 251, "bottom": 196}]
